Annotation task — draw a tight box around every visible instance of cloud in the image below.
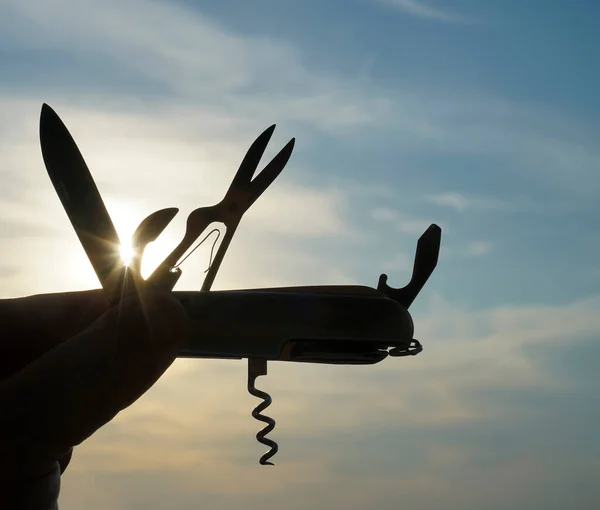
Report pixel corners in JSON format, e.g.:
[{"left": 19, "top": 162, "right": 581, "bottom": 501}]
[
  {"left": 2, "top": 0, "right": 598, "bottom": 204},
  {"left": 440, "top": 240, "right": 492, "bottom": 259},
  {"left": 425, "top": 191, "right": 513, "bottom": 213},
  {"left": 0, "top": 0, "right": 391, "bottom": 136},
  {"left": 371, "top": 207, "right": 398, "bottom": 223},
  {"left": 463, "top": 240, "right": 492, "bottom": 257},
  {"left": 0, "top": 218, "right": 59, "bottom": 239},
  {"left": 411, "top": 99, "right": 600, "bottom": 199},
  {"left": 243, "top": 183, "right": 352, "bottom": 238},
  {"left": 371, "top": 207, "right": 434, "bottom": 236},
  {"left": 382, "top": 252, "right": 412, "bottom": 271},
  {"left": 374, "top": 0, "right": 471, "bottom": 23},
  {"left": 414, "top": 292, "right": 600, "bottom": 382}
]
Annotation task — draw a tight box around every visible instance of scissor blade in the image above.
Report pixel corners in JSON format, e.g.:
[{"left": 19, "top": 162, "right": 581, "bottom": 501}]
[
  {"left": 248, "top": 137, "right": 295, "bottom": 206},
  {"left": 228, "top": 124, "right": 276, "bottom": 190},
  {"left": 39, "top": 103, "right": 122, "bottom": 295}
]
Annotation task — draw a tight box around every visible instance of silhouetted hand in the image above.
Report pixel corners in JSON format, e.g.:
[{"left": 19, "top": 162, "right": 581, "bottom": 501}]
[{"left": 0, "top": 289, "right": 190, "bottom": 507}]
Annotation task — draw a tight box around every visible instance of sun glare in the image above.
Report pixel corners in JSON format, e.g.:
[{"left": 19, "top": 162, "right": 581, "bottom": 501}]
[
  {"left": 120, "top": 242, "right": 134, "bottom": 267},
  {"left": 106, "top": 200, "right": 179, "bottom": 276}
]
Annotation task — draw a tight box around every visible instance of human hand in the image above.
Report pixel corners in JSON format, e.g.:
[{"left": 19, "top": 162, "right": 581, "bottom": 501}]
[{"left": 0, "top": 288, "right": 190, "bottom": 506}]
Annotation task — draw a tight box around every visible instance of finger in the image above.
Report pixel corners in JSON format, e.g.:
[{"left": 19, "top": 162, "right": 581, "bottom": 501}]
[
  {"left": 0, "top": 290, "right": 190, "bottom": 477},
  {"left": 58, "top": 448, "right": 73, "bottom": 474},
  {"left": 0, "top": 290, "right": 110, "bottom": 379}
]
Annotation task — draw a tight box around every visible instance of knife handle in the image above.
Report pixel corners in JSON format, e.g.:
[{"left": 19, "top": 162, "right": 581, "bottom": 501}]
[{"left": 172, "top": 290, "right": 414, "bottom": 364}]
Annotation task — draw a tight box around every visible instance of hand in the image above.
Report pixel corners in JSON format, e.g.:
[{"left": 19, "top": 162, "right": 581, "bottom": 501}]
[{"left": 0, "top": 288, "right": 190, "bottom": 504}]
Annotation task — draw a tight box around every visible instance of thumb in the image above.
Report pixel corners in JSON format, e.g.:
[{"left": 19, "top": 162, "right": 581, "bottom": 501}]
[{"left": 0, "top": 290, "right": 190, "bottom": 476}]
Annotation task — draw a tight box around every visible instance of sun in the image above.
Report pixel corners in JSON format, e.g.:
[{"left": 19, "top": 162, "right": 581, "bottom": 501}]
[
  {"left": 107, "top": 201, "right": 142, "bottom": 268},
  {"left": 107, "top": 200, "right": 179, "bottom": 277},
  {"left": 120, "top": 241, "right": 134, "bottom": 267}
]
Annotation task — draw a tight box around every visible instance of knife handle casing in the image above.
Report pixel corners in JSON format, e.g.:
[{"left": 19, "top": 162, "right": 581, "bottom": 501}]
[{"left": 172, "top": 290, "right": 414, "bottom": 364}]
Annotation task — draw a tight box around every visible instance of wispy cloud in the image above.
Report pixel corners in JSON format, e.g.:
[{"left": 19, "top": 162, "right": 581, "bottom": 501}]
[
  {"left": 374, "top": 0, "right": 470, "bottom": 23},
  {"left": 0, "top": 0, "right": 391, "bottom": 136},
  {"left": 463, "top": 240, "right": 492, "bottom": 257},
  {"left": 371, "top": 207, "right": 398, "bottom": 223},
  {"left": 436, "top": 240, "right": 493, "bottom": 260},
  {"left": 371, "top": 207, "right": 435, "bottom": 235},
  {"left": 425, "top": 191, "right": 513, "bottom": 213},
  {"left": 3, "top": 0, "right": 598, "bottom": 202},
  {"left": 382, "top": 252, "right": 412, "bottom": 271}
]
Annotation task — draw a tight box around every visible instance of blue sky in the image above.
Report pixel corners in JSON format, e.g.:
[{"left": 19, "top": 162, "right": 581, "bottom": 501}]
[{"left": 1, "top": 0, "right": 599, "bottom": 509}]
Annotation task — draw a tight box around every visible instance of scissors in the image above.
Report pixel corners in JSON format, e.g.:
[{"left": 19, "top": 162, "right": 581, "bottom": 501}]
[{"left": 146, "top": 125, "right": 295, "bottom": 292}]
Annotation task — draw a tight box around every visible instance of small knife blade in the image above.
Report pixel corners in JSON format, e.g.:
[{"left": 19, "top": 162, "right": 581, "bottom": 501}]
[{"left": 39, "top": 103, "right": 123, "bottom": 299}]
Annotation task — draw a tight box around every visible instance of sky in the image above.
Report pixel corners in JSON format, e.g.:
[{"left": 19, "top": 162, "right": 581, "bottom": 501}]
[{"left": 1, "top": 0, "right": 599, "bottom": 508}]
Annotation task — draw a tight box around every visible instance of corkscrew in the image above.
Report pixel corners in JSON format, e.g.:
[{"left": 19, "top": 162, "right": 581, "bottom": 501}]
[
  {"left": 247, "top": 359, "right": 278, "bottom": 465},
  {"left": 39, "top": 103, "right": 442, "bottom": 466}
]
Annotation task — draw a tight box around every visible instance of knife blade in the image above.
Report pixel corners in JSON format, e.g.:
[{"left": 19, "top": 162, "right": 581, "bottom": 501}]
[{"left": 39, "top": 103, "right": 124, "bottom": 300}]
